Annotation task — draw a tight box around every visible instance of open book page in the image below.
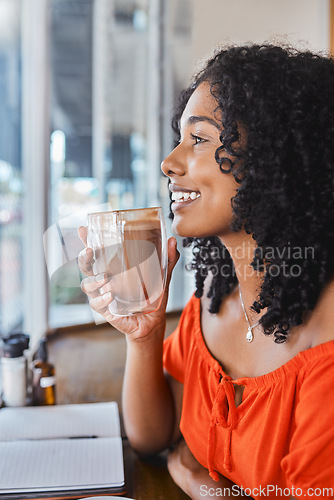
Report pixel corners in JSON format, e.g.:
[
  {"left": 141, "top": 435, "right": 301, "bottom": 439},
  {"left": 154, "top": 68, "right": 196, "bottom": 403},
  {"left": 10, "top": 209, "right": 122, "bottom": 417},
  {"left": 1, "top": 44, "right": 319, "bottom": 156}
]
[
  {"left": 0, "top": 402, "right": 120, "bottom": 441},
  {"left": 0, "top": 437, "right": 124, "bottom": 493}
]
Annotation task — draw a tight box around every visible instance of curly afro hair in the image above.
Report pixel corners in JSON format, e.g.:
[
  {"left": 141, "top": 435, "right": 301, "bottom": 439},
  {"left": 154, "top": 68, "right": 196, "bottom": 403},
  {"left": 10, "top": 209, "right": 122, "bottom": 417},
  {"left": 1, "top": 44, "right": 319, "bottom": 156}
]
[{"left": 170, "top": 44, "right": 334, "bottom": 343}]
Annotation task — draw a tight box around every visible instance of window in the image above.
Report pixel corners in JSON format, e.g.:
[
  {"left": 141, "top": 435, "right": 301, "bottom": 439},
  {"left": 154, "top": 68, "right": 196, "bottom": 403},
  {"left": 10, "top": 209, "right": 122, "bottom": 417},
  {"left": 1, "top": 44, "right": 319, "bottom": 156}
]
[
  {"left": 47, "top": 0, "right": 194, "bottom": 328},
  {"left": 0, "top": 0, "right": 194, "bottom": 340}
]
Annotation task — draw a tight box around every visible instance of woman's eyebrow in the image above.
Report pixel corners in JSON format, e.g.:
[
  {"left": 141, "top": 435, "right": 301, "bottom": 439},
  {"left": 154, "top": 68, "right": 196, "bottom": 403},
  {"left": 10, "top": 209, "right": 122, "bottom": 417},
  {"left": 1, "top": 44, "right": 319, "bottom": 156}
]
[{"left": 186, "top": 115, "right": 221, "bottom": 130}]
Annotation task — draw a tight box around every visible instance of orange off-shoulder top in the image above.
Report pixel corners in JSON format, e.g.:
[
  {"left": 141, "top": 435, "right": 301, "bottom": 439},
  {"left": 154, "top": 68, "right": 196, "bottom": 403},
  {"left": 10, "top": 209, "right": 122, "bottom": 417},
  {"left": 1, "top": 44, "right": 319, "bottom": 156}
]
[{"left": 163, "top": 294, "right": 334, "bottom": 498}]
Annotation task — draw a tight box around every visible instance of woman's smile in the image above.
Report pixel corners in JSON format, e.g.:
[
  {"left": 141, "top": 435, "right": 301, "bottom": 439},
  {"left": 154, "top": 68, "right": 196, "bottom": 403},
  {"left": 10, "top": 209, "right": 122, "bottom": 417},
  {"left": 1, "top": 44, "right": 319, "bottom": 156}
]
[{"left": 169, "top": 184, "right": 201, "bottom": 211}]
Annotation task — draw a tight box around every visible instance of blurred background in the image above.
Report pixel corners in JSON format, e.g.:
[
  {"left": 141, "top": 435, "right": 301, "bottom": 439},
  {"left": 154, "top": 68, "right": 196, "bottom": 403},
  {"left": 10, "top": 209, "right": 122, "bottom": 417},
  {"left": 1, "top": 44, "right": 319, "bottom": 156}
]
[{"left": 0, "top": 0, "right": 332, "bottom": 347}]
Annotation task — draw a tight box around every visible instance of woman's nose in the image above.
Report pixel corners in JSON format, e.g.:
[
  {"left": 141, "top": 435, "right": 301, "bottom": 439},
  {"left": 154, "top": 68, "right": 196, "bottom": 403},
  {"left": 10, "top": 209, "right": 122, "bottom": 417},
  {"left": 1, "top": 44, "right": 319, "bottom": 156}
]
[{"left": 161, "top": 147, "right": 185, "bottom": 178}]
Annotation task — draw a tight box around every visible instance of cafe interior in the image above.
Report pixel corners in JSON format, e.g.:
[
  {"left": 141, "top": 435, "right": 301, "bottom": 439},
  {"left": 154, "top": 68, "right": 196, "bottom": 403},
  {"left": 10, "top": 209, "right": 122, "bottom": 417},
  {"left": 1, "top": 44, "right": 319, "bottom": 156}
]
[{"left": 0, "top": 0, "right": 333, "bottom": 498}]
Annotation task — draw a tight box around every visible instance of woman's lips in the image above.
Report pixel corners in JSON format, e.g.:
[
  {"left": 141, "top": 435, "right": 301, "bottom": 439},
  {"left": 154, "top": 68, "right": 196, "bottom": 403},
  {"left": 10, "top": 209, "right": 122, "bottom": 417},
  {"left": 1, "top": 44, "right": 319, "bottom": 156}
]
[
  {"left": 171, "top": 193, "right": 201, "bottom": 212},
  {"left": 169, "top": 185, "right": 201, "bottom": 213}
]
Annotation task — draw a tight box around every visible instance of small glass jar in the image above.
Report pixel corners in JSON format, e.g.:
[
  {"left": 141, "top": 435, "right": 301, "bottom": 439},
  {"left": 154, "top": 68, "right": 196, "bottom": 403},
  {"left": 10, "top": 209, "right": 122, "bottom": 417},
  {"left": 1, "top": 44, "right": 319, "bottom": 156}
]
[
  {"left": 0, "top": 334, "right": 29, "bottom": 407},
  {"left": 32, "top": 338, "right": 56, "bottom": 406}
]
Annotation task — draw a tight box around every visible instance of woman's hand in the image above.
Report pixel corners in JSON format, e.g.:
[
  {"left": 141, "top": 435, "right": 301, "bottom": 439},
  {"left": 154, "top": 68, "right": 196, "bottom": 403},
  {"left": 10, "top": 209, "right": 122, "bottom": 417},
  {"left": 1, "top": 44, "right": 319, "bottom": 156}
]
[
  {"left": 168, "top": 440, "right": 238, "bottom": 499},
  {"left": 78, "top": 226, "right": 179, "bottom": 342}
]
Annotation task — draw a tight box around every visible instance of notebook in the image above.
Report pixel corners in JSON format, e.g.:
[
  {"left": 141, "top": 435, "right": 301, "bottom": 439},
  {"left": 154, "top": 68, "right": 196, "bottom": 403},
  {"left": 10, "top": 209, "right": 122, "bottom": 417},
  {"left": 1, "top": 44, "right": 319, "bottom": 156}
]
[{"left": 0, "top": 402, "right": 125, "bottom": 499}]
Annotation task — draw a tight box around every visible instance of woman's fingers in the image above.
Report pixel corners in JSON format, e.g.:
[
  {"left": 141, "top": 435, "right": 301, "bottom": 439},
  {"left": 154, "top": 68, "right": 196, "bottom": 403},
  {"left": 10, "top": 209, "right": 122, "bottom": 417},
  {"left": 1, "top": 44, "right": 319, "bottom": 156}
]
[
  {"left": 89, "top": 290, "right": 113, "bottom": 313},
  {"left": 78, "top": 247, "right": 94, "bottom": 276},
  {"left": 81, "top": 274, "right": 116, "bottom": 322},
  {"left": 81, "top": 273, "right": 108, "bottom": 297}
]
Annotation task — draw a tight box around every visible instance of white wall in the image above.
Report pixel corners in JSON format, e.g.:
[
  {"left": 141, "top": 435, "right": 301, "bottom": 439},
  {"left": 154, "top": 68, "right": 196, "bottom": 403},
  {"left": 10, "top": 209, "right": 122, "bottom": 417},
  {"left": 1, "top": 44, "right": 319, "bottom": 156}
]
[{"left": 191, "top": 0, "right": 330, "bottom": 74}]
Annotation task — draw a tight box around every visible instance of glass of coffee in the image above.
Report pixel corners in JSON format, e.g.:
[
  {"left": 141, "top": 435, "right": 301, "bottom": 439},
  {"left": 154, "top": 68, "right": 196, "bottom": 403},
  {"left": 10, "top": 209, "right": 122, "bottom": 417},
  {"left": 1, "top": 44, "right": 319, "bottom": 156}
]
[{"left": 87, "top": 207, "right": 168, "bottom": 316}]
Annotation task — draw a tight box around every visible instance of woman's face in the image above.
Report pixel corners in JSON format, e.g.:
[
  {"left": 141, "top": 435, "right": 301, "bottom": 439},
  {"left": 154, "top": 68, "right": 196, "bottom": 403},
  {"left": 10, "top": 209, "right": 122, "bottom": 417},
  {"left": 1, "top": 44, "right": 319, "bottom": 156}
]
[{"left": 161, "top": 82, "right": 240, "bottom": 239}]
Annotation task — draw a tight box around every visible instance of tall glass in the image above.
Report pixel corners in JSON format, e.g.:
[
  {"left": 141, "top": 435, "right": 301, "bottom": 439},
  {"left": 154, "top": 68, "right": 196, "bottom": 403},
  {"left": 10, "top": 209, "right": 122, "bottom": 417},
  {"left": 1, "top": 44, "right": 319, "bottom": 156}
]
[{"left": 87, "top": 207, "right": 167, "bottom": 316}]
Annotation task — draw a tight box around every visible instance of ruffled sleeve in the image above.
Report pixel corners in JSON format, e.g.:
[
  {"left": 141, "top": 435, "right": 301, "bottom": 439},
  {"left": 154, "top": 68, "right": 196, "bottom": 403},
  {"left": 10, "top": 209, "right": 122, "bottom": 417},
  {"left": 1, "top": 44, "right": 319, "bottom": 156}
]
[
  {"left": 162, "top": 294, "right": 198, "bottom": 384},
  {"left": 281, "top": 351, "right": 334, "bottom": 494}
]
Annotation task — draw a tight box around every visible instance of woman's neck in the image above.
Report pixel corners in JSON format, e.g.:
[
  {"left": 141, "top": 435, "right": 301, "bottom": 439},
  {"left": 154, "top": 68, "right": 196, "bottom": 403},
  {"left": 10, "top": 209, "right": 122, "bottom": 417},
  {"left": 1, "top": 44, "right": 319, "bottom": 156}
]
[{"left": 219, "top": 230, "right": 263, "bottom": 321}]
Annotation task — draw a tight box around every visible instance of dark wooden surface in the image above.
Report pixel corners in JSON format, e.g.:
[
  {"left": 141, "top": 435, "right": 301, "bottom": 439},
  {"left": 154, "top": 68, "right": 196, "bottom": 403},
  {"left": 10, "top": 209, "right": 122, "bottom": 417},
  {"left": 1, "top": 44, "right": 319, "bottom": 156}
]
[{"left": 48, "top": 315, "right": 190, "bottom": 499}]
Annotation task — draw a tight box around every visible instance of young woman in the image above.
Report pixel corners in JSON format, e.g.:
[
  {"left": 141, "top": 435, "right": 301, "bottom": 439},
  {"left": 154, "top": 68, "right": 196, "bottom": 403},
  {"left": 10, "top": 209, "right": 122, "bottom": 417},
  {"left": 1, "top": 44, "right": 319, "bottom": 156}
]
[{"left": 79, "top": 44, "right": 334, "bottom": 498}]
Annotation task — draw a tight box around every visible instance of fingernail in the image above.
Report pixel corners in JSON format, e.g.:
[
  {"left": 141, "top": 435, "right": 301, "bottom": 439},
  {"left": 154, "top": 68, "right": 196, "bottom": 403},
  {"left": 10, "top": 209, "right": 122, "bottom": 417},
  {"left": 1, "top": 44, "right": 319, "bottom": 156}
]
[{"left": 95, "top": 273, "right": 106, "bottom": 282}]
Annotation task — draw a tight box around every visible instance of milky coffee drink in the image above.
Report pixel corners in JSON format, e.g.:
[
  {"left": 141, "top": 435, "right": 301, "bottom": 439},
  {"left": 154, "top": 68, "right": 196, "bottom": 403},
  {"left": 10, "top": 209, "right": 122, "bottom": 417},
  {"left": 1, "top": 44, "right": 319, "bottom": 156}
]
[{"left": 88, "top": 208, "right": 167, "bottom": 316}]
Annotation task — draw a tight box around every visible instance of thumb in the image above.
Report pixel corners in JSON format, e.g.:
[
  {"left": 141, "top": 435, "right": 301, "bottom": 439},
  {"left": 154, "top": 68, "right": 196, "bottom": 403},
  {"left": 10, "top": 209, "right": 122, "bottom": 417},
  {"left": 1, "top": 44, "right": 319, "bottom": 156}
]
[
  {"left": 78, "top": 225, "right": 88, "bottom": 247},
  {"left": 166, "top": 237, "right": 180, "bottom": 288},
  {"left": 159, "top": 237, "right": 179, "bottom": 311}
]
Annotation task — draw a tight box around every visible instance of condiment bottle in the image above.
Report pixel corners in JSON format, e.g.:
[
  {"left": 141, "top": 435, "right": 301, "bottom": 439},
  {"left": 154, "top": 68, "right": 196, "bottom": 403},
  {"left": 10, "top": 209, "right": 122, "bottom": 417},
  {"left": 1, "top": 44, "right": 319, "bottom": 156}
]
[
  {"left": 32, "top": 338, "right": 56, "bottom": 405},
  {"left": 0, "top": 334, "right": 30, "bottom": 407}
]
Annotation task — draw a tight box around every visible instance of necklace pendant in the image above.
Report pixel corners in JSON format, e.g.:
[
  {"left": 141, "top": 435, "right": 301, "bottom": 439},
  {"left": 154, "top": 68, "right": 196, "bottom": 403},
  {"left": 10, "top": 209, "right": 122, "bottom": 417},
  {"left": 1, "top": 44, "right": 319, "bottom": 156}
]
[{"left": 246, "top": 327, "right": 254, "bottom": 343}]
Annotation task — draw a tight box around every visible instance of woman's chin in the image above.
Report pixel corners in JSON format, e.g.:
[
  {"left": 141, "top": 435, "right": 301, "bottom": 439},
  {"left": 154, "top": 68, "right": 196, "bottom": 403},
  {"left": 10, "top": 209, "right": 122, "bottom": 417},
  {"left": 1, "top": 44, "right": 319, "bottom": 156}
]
[{"left": 172, "top": 221, "right": 203, "bottom": 239}]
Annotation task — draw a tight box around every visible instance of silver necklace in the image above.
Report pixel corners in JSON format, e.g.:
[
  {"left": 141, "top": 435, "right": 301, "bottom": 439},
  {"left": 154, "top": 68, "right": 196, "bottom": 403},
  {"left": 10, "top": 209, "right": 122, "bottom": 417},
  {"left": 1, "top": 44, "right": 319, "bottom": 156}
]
[{"left": 238, "top": 284, "right": 260, "bottom": 343}]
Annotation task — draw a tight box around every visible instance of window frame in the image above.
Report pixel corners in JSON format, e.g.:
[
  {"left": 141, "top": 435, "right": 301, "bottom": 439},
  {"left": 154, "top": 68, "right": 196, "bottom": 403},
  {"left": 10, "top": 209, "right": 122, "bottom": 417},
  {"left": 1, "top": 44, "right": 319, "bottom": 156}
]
[
  {"left": 21, "top": 0, "right": 50, "bottom": 349},
  {"left": 331, "top": 0, "right": 334, "bottom": 53}
]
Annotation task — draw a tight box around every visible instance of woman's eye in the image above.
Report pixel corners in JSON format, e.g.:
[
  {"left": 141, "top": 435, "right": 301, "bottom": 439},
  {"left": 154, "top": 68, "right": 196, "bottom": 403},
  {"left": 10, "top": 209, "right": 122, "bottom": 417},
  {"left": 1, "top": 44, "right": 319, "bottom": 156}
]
[{"left": 190, "top": 133, "right": 207, "bottom": 145}]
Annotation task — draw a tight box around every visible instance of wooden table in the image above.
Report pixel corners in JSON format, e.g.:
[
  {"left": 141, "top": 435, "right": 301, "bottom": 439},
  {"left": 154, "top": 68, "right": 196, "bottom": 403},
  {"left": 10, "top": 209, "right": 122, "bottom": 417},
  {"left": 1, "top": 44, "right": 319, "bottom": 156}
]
[
  {"left": 123, "top": 441, "right": 189, "bottom": 499},
  {"left": 48, "top": 317, "right": 190, "bottom": 499}
]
